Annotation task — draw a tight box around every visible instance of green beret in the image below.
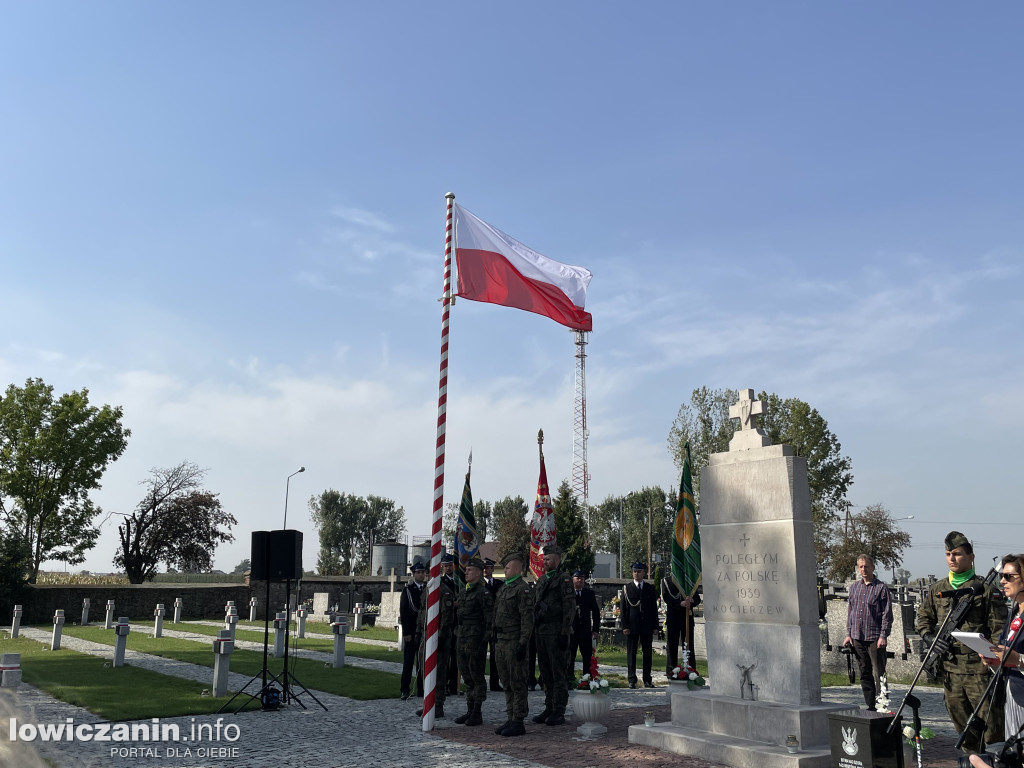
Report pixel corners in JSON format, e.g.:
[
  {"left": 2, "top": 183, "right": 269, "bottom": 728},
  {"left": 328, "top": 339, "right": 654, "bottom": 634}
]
[
  {"left": 501, "top": 552, "right": 525, "bottom": 566},
  {"left": 945, "top": 531, "right": 970, "bottom": 551},
  {"left": 466, "top": 557, "right": 485, "bottom": 570},
  {"left": 542, "top": 544, "right": 563, "bottom": 556}
]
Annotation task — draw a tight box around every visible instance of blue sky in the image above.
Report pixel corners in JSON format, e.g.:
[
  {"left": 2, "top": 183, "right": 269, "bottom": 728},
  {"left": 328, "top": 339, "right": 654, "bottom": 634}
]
[{"left": 1, "top": 3, "right": 1021, "bottom": 580}]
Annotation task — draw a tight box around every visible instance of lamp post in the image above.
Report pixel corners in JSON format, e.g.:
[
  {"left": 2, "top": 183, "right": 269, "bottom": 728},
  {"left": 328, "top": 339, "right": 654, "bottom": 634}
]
[
  {"left": 891, "top": 515, "right": 914, "bottom": 582},
  {"left": 283, "top": 467, "right": 306, "bottom": 529}
]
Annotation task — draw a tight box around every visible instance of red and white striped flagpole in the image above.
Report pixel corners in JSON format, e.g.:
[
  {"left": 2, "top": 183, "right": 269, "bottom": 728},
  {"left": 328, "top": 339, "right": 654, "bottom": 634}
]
[{"left": 422, "top": 192, "right": 455, "bottom": 731}]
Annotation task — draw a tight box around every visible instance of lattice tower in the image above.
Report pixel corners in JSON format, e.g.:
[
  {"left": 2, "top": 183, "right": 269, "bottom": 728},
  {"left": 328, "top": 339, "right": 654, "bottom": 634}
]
[{"left": 571, "top": 330, "right": 590, "bottom": 525}]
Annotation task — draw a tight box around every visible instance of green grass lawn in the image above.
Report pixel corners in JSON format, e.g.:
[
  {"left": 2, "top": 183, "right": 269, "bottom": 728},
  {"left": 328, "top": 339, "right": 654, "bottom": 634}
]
[
  {"left": 5, "top": 635, "right": 261, "bottom": 721},
  {"left": 50, "top": 625, "right": 402, "bottom": 700},
  {"left": 128, "top": 620, "right": 404, "bottom": 664},
  {"left": 227, "top": 619, "right": 399, "bottom": 643}
]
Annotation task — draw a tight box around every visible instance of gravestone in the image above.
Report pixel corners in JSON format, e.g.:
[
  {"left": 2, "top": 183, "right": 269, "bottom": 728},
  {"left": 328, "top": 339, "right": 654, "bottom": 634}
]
[
  {"left": 153, "top": 604, "right": 165, "bottom": 638},
  {"left": 311, "top": 592, "right": 330, "bottom": 623},
  {"left": 273, "top": 612, "right": 287, "bottom": 657},
  {"left": 113, "top": 617, "right": 130, "bottom": 667},
  {"left": 0, "top": 653, "right": 21, "bottom": 688},
  {"left": 104, "top": 600, "right": 115, "bottom": 629},
  {"left": 10, "top": 605, "right": 22, "bottom": 638},
  {"left": 212, "top": 629, "right": 234, "bottom": 697},
  {"left": 631, "top": 389, "right": 844, "bottom": 768},
  {"left": 51, "top": 610, "right": 65, "bottom": 651},
  {"left": 249, "top": 597, "right": 257, "bottom": 622},
  {"left": 173, "top": 597, "right": 183, "bottom": 624},
  {"left": 81, "top": 598, "right": 90, "bottom": 626}
]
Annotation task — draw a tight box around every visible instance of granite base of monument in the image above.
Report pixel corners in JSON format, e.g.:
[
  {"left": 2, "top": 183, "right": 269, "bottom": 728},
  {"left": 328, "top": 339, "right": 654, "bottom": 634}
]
[
  {"left": 629, "top": 671, "right": 847, "bottom": 768},
  {"left": 827, "top": 710, "right": 903, "bottom": 768}
]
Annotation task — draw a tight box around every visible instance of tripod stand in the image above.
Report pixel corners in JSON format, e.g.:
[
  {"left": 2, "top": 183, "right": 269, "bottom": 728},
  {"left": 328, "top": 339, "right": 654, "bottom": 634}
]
[{"left": 219, "top": 577, "right": 326, "bottom": 714}]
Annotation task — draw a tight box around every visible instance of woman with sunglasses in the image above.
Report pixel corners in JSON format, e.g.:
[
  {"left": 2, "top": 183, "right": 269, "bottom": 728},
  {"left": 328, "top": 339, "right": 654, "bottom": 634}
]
[{"left": 979, "top": 554, "right": 1024, "bottom": 742}]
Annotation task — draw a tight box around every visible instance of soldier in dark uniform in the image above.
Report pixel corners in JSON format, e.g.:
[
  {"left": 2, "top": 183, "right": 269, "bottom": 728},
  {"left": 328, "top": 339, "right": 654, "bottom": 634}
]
[
  {"left": 399, "top": 561, "right": 427, "bottom": 700},
  {"left": 661, "top": 573, "right": 700, "bottom": 674},
  {"left": 414, "top": 566, "right": 457, "bottom": 718},
  {"left": 531, "top": 543, "right": 576, "bottom": 726},
  {"left": 621, "top": 561, "right": 659, "bottom": 688},
  {"left": 440, "top": 552, "right": 460, "bottom": 696},
  {"left": 453, "top": 557, "right": 493, "bottom": 726},
  {"left": 484, "top": 557, "right": 504, "bottom": 692},
  {"left": 567, "top": 569, "right": 601, "bottom": 685},
  {"left": 915, "top": 531, "right": 1007, "bottom": 754},
  {"left": 493, "top": 551, "right": 534, "bottom": 737}
]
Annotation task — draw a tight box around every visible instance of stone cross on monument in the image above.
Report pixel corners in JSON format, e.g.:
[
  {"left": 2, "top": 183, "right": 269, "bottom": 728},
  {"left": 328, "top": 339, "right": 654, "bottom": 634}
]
[{"left": 728, "top": 389, "right": 770, "bottom": 451}]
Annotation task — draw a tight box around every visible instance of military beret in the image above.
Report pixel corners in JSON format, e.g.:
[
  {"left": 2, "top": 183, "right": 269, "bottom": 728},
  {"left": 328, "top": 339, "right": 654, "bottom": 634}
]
[
  {"left": 572, "top": 569, "right": 586, "bottom": 578},
  {"left": 410, "top": 561, "right": 426, "bottom": 572},
  {"left": 440, "top": 553, "right": 455, "bottom": 564},
  {"left": 466, "top": 557, "right": 485, "bottom": 570},
  {"left": 501, "top": 552, "right": 525, "bottom": 566},
  {"left": 945, "top": 531, "right": 970, "bottom": 551},
  {"left": 483, "top": 558, "right": 496, "bottom": 567},
  {"left": 542, "top": 544, "right": 563, "bottom": 556},
  {"left": 631, "top": 561, "right": 648, "bottom": 572}
]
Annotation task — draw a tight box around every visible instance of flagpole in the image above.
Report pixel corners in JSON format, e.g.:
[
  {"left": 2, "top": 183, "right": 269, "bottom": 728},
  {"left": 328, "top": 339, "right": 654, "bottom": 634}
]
[{"left": 422, "top": 192, "right": 455, "bottom": 732}]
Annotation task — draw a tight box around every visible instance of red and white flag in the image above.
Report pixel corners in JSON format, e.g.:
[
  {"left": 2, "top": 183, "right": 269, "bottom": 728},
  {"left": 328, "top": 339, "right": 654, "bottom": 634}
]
[
  {"left": 453, "top": 204, "right": 593, "bottom": 331},
  {"left": 529, "top": 452, "right": 555, "bottom": 580}
]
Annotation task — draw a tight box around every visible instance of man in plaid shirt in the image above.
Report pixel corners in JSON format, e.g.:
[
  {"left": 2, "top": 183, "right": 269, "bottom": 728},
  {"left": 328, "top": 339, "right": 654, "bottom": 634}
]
[{"left": 844, "top": 553, "right": 894, "bottom": 710}]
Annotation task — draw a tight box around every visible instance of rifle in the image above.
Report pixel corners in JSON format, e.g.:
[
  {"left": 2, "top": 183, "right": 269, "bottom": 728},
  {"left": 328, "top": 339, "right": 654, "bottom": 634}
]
[{"left": 922, "top": 568, "right": 998, "bottom": 677}]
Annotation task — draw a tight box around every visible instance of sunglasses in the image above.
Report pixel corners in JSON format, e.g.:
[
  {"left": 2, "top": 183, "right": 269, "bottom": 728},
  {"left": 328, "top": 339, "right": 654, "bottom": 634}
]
[{"left": 999, "top": 572, "right": 1020, "bottom": 581}]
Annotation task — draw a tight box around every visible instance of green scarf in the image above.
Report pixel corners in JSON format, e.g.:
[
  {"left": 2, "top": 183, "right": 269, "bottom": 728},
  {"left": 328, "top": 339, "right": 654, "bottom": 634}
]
[
  {"left": 505, "top": 574, "right": 521, "bottom": 585},
  {"left": 949, "top": 567, "right": 975, "bottom": 589}
]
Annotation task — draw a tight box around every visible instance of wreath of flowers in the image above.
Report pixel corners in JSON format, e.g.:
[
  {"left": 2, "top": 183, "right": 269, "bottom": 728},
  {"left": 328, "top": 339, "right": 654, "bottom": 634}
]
[
  {"left": 668, "top": 664, "right": 706, "bottom": 690},
  {"left": 577, "top": 653, "right": 611, "bottom": 694}
]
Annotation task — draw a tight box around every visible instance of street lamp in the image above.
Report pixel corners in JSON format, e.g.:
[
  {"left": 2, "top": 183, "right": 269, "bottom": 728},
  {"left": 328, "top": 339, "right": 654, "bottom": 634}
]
[
  {"left": 283, "top": 467, "right": 306, "bottom": 529},
  {"left": 891, "top": 515, "right": 914, "bottom": 582}
]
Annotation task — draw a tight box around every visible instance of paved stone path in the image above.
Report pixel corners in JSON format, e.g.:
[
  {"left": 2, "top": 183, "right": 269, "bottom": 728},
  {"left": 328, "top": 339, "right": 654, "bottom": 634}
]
[{"left": 8, "top": 627, "right": 956, "bottom": 768}]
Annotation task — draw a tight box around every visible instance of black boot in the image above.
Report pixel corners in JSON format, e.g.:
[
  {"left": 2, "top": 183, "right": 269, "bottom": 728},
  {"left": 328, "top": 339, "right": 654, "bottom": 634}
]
[
  {"left": 436, "top": 702, "right": 445, "bottom": 718},
  {"left": 501, "top": 720, "right": 526, "bottom": 737},
  {"left": 466, "top": 702, "right": 483, "bottom": 726},
  {"left": 454, "top": 705, "right": 472, "bottom": 725},
  {"left": 494, "top": 720, "right": 511, "bottom": 735},
  {"left": 531, "top": 709, "right": 551, "bottom": 724},
  {"left": 546, "top": 712, "right": 565, "bottom": 726}
]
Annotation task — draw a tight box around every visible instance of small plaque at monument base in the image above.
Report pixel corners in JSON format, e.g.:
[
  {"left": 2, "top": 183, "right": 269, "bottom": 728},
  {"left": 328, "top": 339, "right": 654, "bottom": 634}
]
[{"left": 827, "top": 710, "right": 903, "bottom": 768}]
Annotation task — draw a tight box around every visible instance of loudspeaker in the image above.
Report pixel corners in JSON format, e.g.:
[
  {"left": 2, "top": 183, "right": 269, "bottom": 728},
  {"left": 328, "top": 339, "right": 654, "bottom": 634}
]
[{"left": 251, "top": 530, "right": 303, "bottom": 581}]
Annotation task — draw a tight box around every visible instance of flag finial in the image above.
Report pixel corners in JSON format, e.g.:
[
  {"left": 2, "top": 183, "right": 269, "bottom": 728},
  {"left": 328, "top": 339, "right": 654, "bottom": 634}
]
[{"left": 537, "top": 429, "right": 544, "bottom": 460}]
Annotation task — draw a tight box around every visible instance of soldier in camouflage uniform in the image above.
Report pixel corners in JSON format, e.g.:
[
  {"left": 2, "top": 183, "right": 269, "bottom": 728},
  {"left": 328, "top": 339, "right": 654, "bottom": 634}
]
[
  {"left": 531, "top": 543, "right": 576, "bottom": 726},
  {"left": 915, "top": 531, "right": 1007, "bottom": 754},
  {"left": 493, "top": 551, "right": 534, "bottom": 737},
  {"left": 414, "top": 568, "right": 457, "bottom": 718},
  {"left": 453, "top": 557, "right": 493, "bottom": 726}
]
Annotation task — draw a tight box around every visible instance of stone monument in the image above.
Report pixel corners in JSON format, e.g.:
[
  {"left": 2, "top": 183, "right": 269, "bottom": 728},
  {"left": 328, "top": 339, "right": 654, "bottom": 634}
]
[{"left": 630, "top": 389, "right": 844, "bottom": 768}]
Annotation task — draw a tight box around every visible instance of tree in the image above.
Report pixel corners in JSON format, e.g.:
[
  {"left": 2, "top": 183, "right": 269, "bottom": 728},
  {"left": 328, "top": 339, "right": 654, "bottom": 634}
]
[
  {"left": 0, "top": 378, "right": 130, "bottom": 582},
  {"left": 666, "top": 387, "right": 738, "bottom": 506},
  {"left": 491, "top": 495, "right": 530, "bottom": 562},
  {"left": 828, "top": 503, "right": 911, "bottom": 582},
  {"left": 551, "top": 479, "right": 594, "bottom": 576},
  {"left": 113, "top": 462, "right": 236, "bottom": 583},
  {"left": 0, "top": 525, "right": 31, "bottom": 615},
  {"left": 310, "top": 490, "right": 364, "bottom": 575},
  {"left": 309, "top": 490, "right": 406, "bottom": 575},
  {"left": 667, "top": 386, "right": 854, "bottom": 576},
  {"left": 232, "top": 558, "right": 251, "bottom": 575}
]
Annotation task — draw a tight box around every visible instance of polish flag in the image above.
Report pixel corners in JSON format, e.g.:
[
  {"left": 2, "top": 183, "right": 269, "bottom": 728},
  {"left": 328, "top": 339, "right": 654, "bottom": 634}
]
[{"left": 453, "top": 204, "right": 593, "bottom": 332}]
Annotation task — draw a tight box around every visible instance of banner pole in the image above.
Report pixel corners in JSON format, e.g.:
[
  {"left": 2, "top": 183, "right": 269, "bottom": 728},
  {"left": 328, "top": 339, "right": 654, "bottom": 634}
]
[{"left": 423, "top": 192, "right": 455, "bottom": 732}]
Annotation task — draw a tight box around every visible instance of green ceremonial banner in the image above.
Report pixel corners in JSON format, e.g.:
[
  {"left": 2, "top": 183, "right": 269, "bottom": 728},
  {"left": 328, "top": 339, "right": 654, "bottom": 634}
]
[
  {"left": 670, "top": 441, "right": 702, "bottom": 596},
  {"left": 454, "top": 462, "right": 479, "bottom": 590}
]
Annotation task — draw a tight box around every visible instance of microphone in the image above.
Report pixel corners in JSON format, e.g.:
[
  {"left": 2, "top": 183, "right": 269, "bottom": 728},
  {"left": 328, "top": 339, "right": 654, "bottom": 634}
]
[{"left": 938, "top": 583, "right": 985, "bottom": 599}]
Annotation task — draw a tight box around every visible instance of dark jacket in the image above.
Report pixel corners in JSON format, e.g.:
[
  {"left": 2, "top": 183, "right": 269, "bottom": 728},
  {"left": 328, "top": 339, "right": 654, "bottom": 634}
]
[
  {"left": 485, "top": 576, "right": 504, "bottom": 596},
  {"left": 400, "top": 579, "right": 425, "bottom": 637},
  {"left": 915, "top": 573, "right": 1007, "bottom": 674},
  {"left": 998, "top": 612, "right": 1024, "bottom": 707},
  {"left": 572, "top": 587, "right": 601, "bottom": 638},
  {"left": 661, "top": 577, "right": 701, "bottom": 628},
  {"left": 621, "top": 580, "right": 658, "bottom": 636}
]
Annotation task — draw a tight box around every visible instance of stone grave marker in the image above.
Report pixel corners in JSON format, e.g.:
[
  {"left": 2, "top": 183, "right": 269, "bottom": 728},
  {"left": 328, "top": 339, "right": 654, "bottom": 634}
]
[
  {"left": 113, "top": 617, "right": 130, "bottom": 667},
  {"left": 104, "top": 600, "right": 115, "bottom": 629},
  {"left": 81, "top": 598, "right": 90, "bottom": 626},
  {"left": 10, "top": 605, "right": 22, "bottom": 638},
  {"left": 212, "top": 629, "right": 234, "bottom": 697},
  {"left": 50, "top": 610, "right": 65, "bottom": 651}
]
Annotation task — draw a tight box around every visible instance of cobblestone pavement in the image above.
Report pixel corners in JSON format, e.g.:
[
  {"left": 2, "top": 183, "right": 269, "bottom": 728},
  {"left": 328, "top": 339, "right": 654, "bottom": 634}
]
[{"left": 8, "top": 627, "right": 959, "bottom": 768}]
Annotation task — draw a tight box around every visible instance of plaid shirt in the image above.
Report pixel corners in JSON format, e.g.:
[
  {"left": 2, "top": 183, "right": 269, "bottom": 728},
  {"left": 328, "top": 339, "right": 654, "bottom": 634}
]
[{"left": 846, "top": 577, "right": 893, "bottom": 641}]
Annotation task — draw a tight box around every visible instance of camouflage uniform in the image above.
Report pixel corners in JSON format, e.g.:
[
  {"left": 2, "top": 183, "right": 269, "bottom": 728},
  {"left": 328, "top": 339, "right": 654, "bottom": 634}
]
[
  {"left": 416, "top": 576, "right": 457, "bottom": 711},
  {"left": 456, "top": 580, "right": 493, "bottom": 708},
  {"left": 533, "top": 560, "right": 576, "bottom": 718},
  {"left": 494, "top": 570, "right": 535, "bottom": 727},
  {"left": 915, "top": 573, "right": 1007, "bottom": 753}
]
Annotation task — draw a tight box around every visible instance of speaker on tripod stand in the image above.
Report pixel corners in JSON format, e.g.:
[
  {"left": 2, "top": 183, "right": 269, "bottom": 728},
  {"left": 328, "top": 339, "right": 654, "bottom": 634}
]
[{"left": 220, "top": 529, "right": 325, "bottom": 713}]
